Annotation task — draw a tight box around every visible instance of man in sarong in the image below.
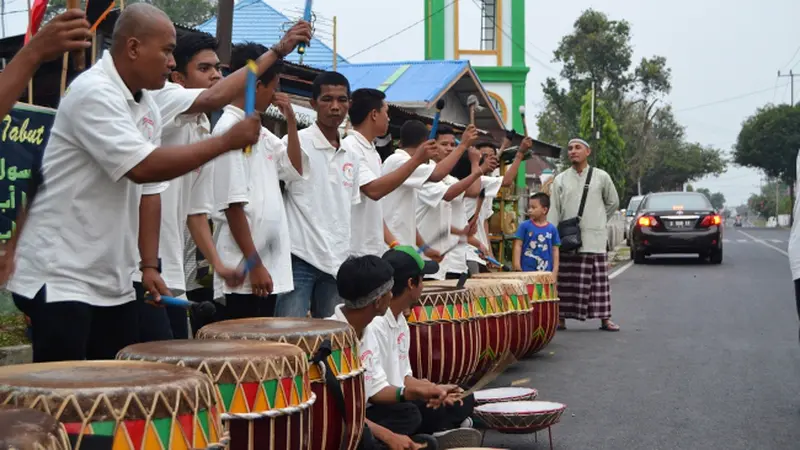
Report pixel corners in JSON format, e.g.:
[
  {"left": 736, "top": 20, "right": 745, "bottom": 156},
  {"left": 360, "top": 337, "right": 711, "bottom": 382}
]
[{"left": 547, "top": 138, "right": 621, "bottom": 331}]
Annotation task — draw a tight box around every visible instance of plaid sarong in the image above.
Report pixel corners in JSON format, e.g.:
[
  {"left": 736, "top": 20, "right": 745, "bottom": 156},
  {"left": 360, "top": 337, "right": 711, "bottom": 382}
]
[{"left": 557, "top": 253, "right": 612, "bottom": 320}]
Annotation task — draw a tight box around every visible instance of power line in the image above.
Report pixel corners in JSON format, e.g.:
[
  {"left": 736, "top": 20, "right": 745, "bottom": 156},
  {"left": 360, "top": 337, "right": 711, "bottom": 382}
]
[
  {"left": 782, "top": 45, "right": 800, "bottom": 70},
  {"left": 346, "top": 0, "right": 457, "bottom": 60},
  {"left": 674, "top": 83, "right": 789, "bottom": 113}
]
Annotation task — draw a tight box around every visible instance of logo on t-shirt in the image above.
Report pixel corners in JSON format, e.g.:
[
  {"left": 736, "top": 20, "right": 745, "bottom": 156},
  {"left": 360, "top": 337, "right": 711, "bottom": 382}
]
[
  {"left": 397, "top": 332, "right": 409, "bottom": 360},
  {"left": 360, "top": 349, "right": 376, "bottom": 380},
  {"left": 140, "top": 115, "right": 155, "bottom": 141},
  {"left": 342, "top": 162, "right": 354, "bottom": 187}
]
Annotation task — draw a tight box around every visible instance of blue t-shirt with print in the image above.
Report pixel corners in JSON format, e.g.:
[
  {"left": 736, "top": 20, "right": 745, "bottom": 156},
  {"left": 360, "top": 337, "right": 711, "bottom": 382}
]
[{"left": 515, "top": 221, "right": 561, "bottom": 272}]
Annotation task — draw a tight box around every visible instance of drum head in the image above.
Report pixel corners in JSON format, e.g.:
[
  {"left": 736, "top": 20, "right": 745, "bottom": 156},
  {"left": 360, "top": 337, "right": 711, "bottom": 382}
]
[
  {"left": 0, "top": 360, "right": 202, "bottom": 389},
  {"left": 474, "top": 387, "right": 537, "bottom": 402},
  {"left": 475, "top": 400, "right": 565, "bottom": 414}
]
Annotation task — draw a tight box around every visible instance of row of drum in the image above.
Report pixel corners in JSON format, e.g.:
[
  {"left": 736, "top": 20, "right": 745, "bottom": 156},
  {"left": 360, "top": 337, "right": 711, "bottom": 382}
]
[{"left": 0, "top": 271, "right": 560, "bottom": 450}]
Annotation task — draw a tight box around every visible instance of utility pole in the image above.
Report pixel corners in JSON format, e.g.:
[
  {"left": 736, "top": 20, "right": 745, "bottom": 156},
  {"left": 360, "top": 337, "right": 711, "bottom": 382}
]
[
  {"left": 778, "top": 70, "right": 799, "bottom": 105},
  {"left": 216, "top": 0, "right": 234, "bottom": 67}
]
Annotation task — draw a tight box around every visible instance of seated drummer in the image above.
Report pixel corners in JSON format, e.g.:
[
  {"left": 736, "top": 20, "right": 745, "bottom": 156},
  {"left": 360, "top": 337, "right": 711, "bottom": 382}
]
[
  {"left": 376, "top": 246, "right": 481, "bottom": 448},
  {"left": 329, "top": 255, "right": 444, "bottom": 450}
]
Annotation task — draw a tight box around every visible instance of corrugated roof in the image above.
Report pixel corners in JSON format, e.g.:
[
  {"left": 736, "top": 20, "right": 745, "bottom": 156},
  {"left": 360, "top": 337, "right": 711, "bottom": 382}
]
[
  {"left": 331, "top": 60, "right": 471, "bottom": 104},
  {"left": 196, "top": 0, "right": 347, "bottom": 69}
]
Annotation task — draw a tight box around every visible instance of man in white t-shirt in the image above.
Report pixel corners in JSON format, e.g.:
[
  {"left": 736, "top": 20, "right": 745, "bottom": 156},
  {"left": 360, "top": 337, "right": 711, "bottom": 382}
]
[
  {"left": 377, "top": 246, "right": 481, "bottom": 448},
  {"left": 328, "top": 255, "right": 445, "bottom": 450},
  {"left": 343, "top": 88, "right": 437, "bottom": 257},
  {"left": 464, "top": 134, "right": 532, "bottom": 274},
  {"left": 5, "top": 4, "right": 261, "bottom": 363},
  {"left": 138, "top": 25, "right": 310, "bottom": 339},
  {"left": 382, "top": 120, "right": 476, "bottom": 257},
  {"left": 418, "top": 125, "right": 497, "bottom": 280},
  {"left": 274, "top": 72, "right": 360, "bottom": 319},
  {"left": 212, "top": 43, "right": 307, "bottom": 319},
  {"left": 788, "top": 150, "right": 800, "bottom": 341}
]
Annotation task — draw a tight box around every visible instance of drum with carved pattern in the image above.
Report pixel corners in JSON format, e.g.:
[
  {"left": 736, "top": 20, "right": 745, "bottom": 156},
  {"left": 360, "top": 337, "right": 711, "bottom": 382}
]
[
  {"left": 118, "top": 340, "right": 314, "bottom": 450},
  {"left": 0, "top": 361, "right": 225, "bottom": 450},
  {"left": 473, "top": 272, "right": 560, "bottom": 356},
  {"left": 408, "top": 286, "right": 480, "bottom": 385},
  {"left": 198, "top": 318, "right": 365, "bottom": 450},
  {"left": 0, "top": 405, "right": 71, "bottom": 450}
]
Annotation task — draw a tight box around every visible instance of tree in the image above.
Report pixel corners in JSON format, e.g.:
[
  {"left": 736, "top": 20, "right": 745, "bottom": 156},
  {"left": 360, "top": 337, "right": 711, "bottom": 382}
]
[
  {"left": 579, "top": 91, "right": 626, "bottom": 197},
  {"left": 685, "top": 184, "right": 694, "bottom": 192},
  {"left": 747, "top": 179, "right": 792, "bottom": 218},
  {"left": 734, "top": 104, "right": 800, "bottom": 222},
  {"left": 46, "top": 0, "right": 217, "bottom": 27},
  {"left": 695, "top": 188, "right": 726, "bottom": 210}
]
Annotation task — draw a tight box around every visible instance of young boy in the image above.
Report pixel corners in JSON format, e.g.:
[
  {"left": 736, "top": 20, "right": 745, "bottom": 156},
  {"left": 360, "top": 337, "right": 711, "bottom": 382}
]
[
  {"left": 211, "top": 42, "right": 307, "bottom": 318},
  {"left": 513, "top": 192, "right": 560, "bottom": 276}
]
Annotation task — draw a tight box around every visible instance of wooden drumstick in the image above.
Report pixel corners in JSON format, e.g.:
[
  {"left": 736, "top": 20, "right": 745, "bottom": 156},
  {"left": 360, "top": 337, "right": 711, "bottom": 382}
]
[
  {"left": 519, "top": 105, "right": 529, "bottom": 137},
  {"left": 459, "top": 351, "right": 517, "bottom": 400},
  {"left": 66, "top": 0, "right": 85, "bottom": 71},
  {"left": 466, "top": 94, "right": 479, "bottom": 126}
]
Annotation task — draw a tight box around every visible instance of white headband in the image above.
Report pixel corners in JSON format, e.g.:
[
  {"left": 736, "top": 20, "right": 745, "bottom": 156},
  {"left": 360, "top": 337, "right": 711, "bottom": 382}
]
[{"left": 568, "top": 138, "right": 590, "bottom": 149}]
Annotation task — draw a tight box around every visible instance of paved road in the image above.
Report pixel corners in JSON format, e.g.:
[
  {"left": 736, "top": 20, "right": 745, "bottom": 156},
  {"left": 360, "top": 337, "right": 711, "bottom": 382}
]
[{"left": 481, "top": 227, "right": 800, "bottom": 450}]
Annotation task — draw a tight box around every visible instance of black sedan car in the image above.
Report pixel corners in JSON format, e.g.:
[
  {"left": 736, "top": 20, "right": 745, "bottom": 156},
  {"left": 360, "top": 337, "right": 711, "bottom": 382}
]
[{"left": 629, "top": 192, "right": 723, "bottom": 264}]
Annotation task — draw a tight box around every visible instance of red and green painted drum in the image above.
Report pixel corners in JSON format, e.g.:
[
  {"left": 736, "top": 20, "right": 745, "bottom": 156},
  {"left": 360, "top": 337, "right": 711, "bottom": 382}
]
[
  {"left": 409, "top": 286, "right": 480, "bottom": 385},
  {"left": 0, "top": 405, "right": 71, "bottom": 450},
  {"left": 474, "top": 272, "right": 560, "bottom": 356},
  {"left": 480, "top": 279, "right": 533, "bottom": 359},
  {"left": 0, "top": 361, "right": 225, "bottom": 450},
  {"left": 117, "top": 340, "right": 315, "bottom": 450},
  {"left": 198, "top": 318, "right": 365, "bottom": 450}
]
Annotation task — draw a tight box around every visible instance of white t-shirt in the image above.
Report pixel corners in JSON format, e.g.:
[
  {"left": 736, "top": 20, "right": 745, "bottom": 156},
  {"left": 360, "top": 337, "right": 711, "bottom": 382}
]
[
  {"left": 416, "top": 176, "right": 457, "bottom": 280},
  {"left": 369, "top": 308, "right": 413, "bottom": 387},
  {"left": 465, "top": 176, "right": 503, "bottom": 265},
  {"left": 789, "top": 150, "right": 800, "bottom": 280},
  {"left": 382, "top": 150, "right": 439, "bottom": 246},
  {"left": 141, "top": 82, "right": 212, "bottom": 291},
  {"left": 328, "top": 304, "right": 390, "bottom": 400},
  {"left": 440, "top": 180, "right": 469, "bottom": 276},
  {"left": 283, "top": 124, "right": 361, "bottom": 276},
  {"left": 8, "top": 51, "right": 161, "bottom": 306},
  {"left": 211, "top": 105, "right": 307, "bottom": 296},
  {"left": 344, "top": 131, "right": 386, "bottom": 257}
]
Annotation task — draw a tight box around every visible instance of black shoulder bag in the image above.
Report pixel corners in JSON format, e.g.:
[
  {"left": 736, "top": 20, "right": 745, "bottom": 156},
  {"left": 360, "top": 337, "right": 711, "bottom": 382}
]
[{"left": 557, "top": 167, "right": 593, "bottom": 253}]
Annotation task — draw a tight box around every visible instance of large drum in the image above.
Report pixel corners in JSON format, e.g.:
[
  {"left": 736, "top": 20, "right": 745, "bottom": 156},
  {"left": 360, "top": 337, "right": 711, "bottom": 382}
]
[
  {"left": 198, "top": 318, "right": 365, "bottom": 450},
  {"left": 117, "top": 340, "right": 315, "bottom": 450},
  {"left": 0, "top": 405, "right": 71, "bottom": 450},
  {"left": 407, "top": 286, "right": 480, "bottom": 385},
  {"left": 474, "top": 272, "right": 560, "bottom": 356},
  {"left": 0, "top": 361, "right": 225, "bottom": 450}
]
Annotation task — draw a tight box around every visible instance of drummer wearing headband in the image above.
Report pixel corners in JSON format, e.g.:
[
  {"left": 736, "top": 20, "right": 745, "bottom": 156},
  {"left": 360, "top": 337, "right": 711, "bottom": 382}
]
[
  {"left": 328, "top": 255, "right": 442, "bottom": 450},
  {"left": 376, "top": 246, "right": 482, "bottom": 448}
]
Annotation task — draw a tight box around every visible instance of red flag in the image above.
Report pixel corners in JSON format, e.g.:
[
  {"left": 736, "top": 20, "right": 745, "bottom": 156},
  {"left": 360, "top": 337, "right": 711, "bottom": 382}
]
[{"left": 24, "top": 0, "right": 50, "bottom": 45}]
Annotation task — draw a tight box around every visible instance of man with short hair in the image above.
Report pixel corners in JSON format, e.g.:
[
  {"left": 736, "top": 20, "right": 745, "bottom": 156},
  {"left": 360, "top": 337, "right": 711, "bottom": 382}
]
[
  {"left": 329, "top": 255, "right": 443, "bottom": 450},
  {"left": 274, "top": 72, "right": 359, "bottom": 318},
  {"left": 6, "top": 3, "right": 261, "bottom": 362},
  {"left": 344, "top": 88, "right": 436, "bottom": 257},
  {"left": 547, "top": 138, "right": 620, "bottom": 331}
]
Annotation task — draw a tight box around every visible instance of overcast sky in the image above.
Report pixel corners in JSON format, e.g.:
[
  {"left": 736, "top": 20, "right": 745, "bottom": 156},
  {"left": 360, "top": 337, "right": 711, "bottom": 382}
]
[{"left": 4, "top": 0, "right": 798, "bottom": 206}]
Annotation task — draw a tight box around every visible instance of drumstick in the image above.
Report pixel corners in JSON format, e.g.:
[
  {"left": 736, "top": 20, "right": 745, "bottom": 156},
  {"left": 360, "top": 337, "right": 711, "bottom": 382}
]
[
  {"left": 459, "top": 351, "right": 517, "bottom": 400},
  {"left": 416, "top": 228, "right": 450, "bottom": 254},
  {"left": 67, "top": 0, "right": 86, "bottom": 71},
  {"left": 237, "top": 236, "right": 279, "bottom": 276},
  {"left": 428, "top": 99, "right": 446, "bottom": 140},
  {"left": 243, "top": 60, "right": 257, "bottom": 155},
  {"left": 297, "top": 0, "right": 313, "bottom": 61}
]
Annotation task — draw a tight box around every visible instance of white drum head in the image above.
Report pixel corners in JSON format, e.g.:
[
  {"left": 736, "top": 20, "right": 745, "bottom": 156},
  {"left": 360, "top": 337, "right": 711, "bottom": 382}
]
[
  {"left": 476, "top": 400, "right": 565, "bottom": 414},
  {"left": 473, "top": 387, "right": 536, "bottom": 402}
]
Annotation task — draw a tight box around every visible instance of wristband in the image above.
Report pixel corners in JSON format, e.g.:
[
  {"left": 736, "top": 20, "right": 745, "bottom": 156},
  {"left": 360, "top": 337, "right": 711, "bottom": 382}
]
[
  {"left": 139, "top": 258, "right": 162, "bottom": 273},
  {"left": 395, "top": 387, "right": 405, "bottom": 402},
  {"left": 418, "top": 244, "right": 430, "bottom": 253},
  {"left": 389, "top": 240, "right": 399, "bottom": 249}
]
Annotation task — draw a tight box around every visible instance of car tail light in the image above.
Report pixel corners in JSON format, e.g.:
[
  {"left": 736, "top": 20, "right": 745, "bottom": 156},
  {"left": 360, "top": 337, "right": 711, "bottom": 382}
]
[
  {"left": 700, "top": 214, "right": 722, "bottom": 227},
  {"left": 637, "top": 216, "right": 658, "bottom": 227}
]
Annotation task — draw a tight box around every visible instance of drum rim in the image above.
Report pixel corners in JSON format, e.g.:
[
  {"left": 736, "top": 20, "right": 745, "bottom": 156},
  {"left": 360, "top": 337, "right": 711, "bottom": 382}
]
[
  {"left": 474, "top": 400, "right": 566, "bottom": 416},
  {"left": 473, "top": 387, "right": 538, "bottom": 400}
]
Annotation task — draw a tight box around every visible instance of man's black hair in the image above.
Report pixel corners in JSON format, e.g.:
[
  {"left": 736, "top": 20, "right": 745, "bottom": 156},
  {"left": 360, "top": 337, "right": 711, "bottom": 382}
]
[
  {"left": 173, "top": 31, "right": 218, "bottom": 75},
  {"left": 312, "top": 71, "right": 351, "bottom": 100},
  {"left": 476, "top": 141, "right": 498, "bottom": 152},
  {"left": 337, "top": 255, "right": 394, "bottom": 307},
  {"left": 349, "top": 88, "right": 386, "bottom": 126},
  {"left": 530, "top": 192, "right": 551, "bottom": 210},
  {"left": 400, "top": 120, "right": 429, "bottom": 149},
  {"left": 391, "top": 273, "right": 421, "bottom": 298},
  {"left": 436, "top": 124, "right": 456, "bottom": 138},
  {"left": 230, "top": 42, "right": 284, "bottom": 85}
]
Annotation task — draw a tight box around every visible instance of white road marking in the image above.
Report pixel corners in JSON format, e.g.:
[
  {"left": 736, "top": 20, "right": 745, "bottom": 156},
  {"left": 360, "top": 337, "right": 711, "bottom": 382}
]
[
  {"left": 771, "top": 239, "right": 783, "bottom": 243},
  {"left": 609, "top": 261, "right": 634, "bottom": 280},
  {"left": 738, "top": 230, "right": 788, "bottom": 257},
  {"left": 737, "top": 239, "right": 749, "bottom": 243},
  {"left": 723, "top": 239, "right": 731, "bottom": 243}
]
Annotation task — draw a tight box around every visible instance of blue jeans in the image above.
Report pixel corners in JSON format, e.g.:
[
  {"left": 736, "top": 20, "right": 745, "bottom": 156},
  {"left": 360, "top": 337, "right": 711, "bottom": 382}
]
[{"left": 274, "top": 254, "right": 340, "bottom": 318}]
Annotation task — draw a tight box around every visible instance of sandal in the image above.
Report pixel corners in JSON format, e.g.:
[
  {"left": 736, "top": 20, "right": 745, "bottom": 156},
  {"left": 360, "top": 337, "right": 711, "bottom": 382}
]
[
  {"left": 557, "top": 320, "right": 567, "bottom": 331},
  {"left": 599, "top": 320, "right": 620, "bottom": 332}
]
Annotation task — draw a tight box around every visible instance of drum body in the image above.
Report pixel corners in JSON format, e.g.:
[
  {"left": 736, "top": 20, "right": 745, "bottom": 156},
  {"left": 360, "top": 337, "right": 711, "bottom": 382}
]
[
  {"left": 0, "top": 405, "right": 71, "bottom": 450},
  {"left": 473, "top": 387, "right": 538, "bottom": 405},
  {"left": 473, "top": 400, "right": 566, "bottom": 434},
  {"left": 118, "top": 340, "right": 314, "bottom": 450},
  {"left": 0, "top": 361, "right": 225, "bottom": 450},
  {"left": 473, "top": 272, "right": 560, "bottom": 356},
  {"left": 198, "top": 318, "right": 365, "bottom": 450},
  {"left": 485, "top": 279, "right": 532, "bottom": 359},
  {"left": 407, "top": 287, "right": 480, "bottom": 385}
]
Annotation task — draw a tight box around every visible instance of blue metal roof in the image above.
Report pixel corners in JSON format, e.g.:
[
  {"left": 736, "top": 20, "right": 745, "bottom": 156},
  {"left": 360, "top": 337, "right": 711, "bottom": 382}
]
[
  {"left": 197, "top": 0, "right": 347, "bottom": 69},
  {"left": 330, "top": 60, "right": 471, "bottom": 104}
]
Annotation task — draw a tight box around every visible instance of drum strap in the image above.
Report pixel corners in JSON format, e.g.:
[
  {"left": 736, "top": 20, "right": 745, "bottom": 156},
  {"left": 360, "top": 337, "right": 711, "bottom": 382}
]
[{"left": 311, "top": 339, "right": 349, "bottom": 449}]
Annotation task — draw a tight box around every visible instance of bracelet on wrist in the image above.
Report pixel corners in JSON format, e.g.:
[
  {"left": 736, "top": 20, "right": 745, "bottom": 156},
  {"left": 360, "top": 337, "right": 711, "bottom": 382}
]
[{"left": 389, "top": 240, "right": 400, "bottom": 249}]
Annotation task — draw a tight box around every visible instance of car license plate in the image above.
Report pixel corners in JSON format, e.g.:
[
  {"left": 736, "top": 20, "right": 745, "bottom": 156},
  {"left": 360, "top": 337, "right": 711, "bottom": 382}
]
[{"left": 670, "top": 220, "right": 693, "bottom": 228}]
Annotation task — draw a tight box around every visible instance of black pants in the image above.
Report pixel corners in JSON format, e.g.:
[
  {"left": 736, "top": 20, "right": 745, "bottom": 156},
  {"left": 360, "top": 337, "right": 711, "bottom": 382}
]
[
  {"left": 223, "top": 293, "right": 276, "bottom": 320},
  {"left": 445, "top": 272, "right": 465, "bottom": 280},
  {"left": 186, "top": 287, "right": 220, "bottom": 336},
  {"left": 13, "top": 286, "right": 139, "bottom": 362},
  {"left": 794, "top": 279, "right": 800, "bottom": 340},
  {"left": 360, "top": 402, "right": 438, "bottom": 450},
  {"left": 134, "top": 282, "right": 186, "bottom": 342},
  {"left": 412, "top": 394, "right": 474, "bottom": 434}
]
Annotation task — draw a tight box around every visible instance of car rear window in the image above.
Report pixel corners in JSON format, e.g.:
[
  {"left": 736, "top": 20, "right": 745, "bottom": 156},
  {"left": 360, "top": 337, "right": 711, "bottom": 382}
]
[
  {"left": 626, "top": 198, "right": 642, "bottom": 215},
  {"left": 644, "top": 194, "right": 711, "bottom": 210}
]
